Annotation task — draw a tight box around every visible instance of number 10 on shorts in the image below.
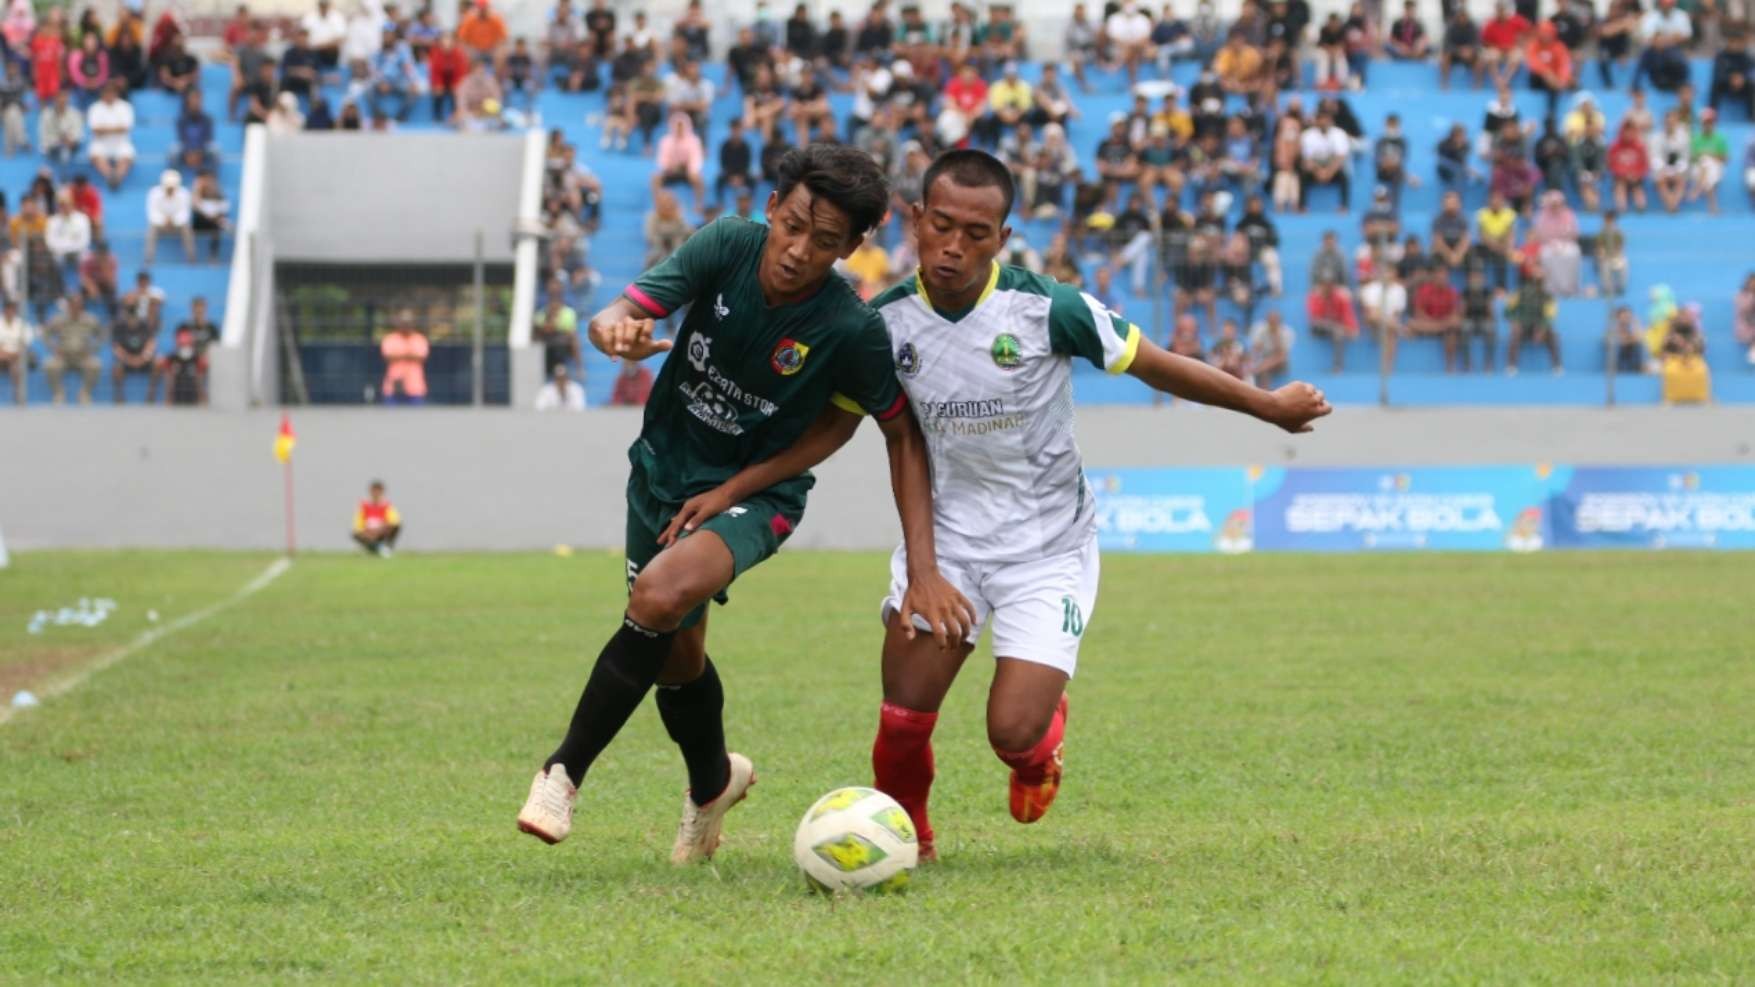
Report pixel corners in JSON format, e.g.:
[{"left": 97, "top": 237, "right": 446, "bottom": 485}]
[{"left": 1061, "top": 596, "right": 1084, "bottom": 637}]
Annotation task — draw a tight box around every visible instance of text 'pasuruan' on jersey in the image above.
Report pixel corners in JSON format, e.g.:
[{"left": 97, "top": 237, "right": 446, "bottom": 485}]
[{"left": 865, "top": 263, "right": 1140, "bottom": 564}]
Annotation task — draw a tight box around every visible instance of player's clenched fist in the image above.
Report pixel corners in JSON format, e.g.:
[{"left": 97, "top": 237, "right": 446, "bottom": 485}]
[
  {"left": 1263, "top": 382, "right": 1333, "bottom": 434},
  {"left": 590, "top": 316, "right": 673, "bottom": 362}
]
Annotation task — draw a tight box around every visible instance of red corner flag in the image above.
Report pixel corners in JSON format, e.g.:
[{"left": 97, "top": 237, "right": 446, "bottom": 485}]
[{"left": 273, "top": 414, "right": 297, "bottom": 463}]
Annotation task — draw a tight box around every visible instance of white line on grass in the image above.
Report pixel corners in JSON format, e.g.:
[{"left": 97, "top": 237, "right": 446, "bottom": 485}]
[{"left": 1, "top": 556, "right": 294, "bottom": 726}]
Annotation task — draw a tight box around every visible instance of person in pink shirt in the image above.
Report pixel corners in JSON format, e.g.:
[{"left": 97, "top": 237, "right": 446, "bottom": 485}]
[
  {"left": 66, "top": 31, "right": 109, "bottom": 108},
  {"left": 649, "top": 112, "right": 705, "bottom": 213},
  {"left": 1, "top": 0, "right": 34, "bottom": 55},
  {"left": 380, "top": 309, "right": 430, "bottom": 405}
]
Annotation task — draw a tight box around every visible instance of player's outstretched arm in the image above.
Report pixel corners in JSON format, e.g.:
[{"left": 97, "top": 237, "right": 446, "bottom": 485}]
[
  {"left": 874, "top": 404, "right": 978, "bottom": 649},
  {"left": 1125, "top": 337, "right": 1333, "bottom": 433},
  {"left": 658, "top": 404, "right": 865, "bottom": 547},
  {"left": 587, "top": 297, "right": 674, "bottom": 362}
]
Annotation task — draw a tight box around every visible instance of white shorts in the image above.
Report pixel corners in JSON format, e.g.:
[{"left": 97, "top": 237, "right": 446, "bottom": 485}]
[
  {"left": 90, "top": 136, "right": 135, "bottom": 161},
  {"left": 879, "top": 536, "right": 1100, "bottom": 678}
]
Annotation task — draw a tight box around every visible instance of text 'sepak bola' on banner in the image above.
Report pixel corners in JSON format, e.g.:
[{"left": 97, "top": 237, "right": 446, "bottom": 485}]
[
  {"left": 1547, "top": 466, "right": 1755, "bottom": 549},
  {"left": 1088, "top": 464, "right": 1755, "bottom": 553},
  {"left": 1249, "top": 466, "right": 1552, "bottom": 553}
]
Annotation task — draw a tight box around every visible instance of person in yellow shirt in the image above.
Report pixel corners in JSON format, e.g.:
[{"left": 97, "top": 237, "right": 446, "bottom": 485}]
[
  {"left": 1474, "top": 190, "right": 1519, "bottom": 290},
  {"left": 1214, "top": 32, "right": 1266, "bottom": 95},
  {"left": 842, "top": 239, "right": 890, "bottom": 300},
  {"left": 352, "top": 481, "right": 403, "bottom": 558},
  {"left": 974, "top": 61, "right": 1033, "bottom": 146},
  {"left": 1150, "top": 93, "right": 1195, "bottom": 142}
]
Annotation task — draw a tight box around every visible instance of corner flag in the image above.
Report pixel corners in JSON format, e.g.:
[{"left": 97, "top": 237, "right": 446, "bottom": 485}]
[{"left": 274, "top": 414, "right": 296, "bottom": 463}]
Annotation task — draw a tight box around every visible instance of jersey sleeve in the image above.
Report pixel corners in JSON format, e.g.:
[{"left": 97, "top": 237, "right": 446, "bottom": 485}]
[
  {"left": 828, "top": 313, "right": 907, "bottom": 422},
  {"left": 1047, "top": 282, "right": 1142, "bottom": 374},
  {"left": 624, "top": 217, "right": 744, "bottom": 318}
]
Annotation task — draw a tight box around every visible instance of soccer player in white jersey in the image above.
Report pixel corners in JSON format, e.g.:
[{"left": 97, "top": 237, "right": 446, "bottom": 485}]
[{"left": 661, "top": 150, "right": 1331, "bottom": 860}]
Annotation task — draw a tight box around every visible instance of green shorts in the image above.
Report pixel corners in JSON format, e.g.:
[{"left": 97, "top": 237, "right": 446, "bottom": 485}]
[{"left": 624, "top": 462, "right": 810, "bottom": 629}]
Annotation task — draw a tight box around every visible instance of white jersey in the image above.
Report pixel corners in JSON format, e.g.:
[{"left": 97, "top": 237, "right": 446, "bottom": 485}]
[{"left": 860, "top": 263, "right": 1141, "bottom": 564}]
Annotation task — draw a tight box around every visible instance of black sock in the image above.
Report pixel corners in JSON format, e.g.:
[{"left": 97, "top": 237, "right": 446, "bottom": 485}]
[
  {"left": 545, "top": 615, "right": 675, "bottom": 786},
  {"left": 655, "top": 657, "right": 729, "bottom": 806}
]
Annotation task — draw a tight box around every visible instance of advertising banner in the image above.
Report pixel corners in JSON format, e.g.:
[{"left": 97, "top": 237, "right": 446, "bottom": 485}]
[
  {"left": 1087, "top": 468, "right": 1255, "bottom": 554},
  {"left": 1248, "top": 466, "right": 1551, "bottom": 552},
  {"left": 1548, "top": 466, "right": 1755, "bottom": 549}
]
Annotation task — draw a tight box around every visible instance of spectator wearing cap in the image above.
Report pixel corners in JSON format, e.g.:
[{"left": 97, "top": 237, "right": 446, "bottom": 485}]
[
  {"left": 1633, "top": 0, "right": 1692, "bottom": 92},
  {"left": 145, "top": 169, "right": 195, "bottom": 264},
  {"left": 86, "top": 83, "right": 134, "bottom": 189},
  {"left": 1106, "top": 1, "right": 1155, "bottom": 85},
  {"left": 380, "top": 308, "right": 429, "bottom": 405},
  {"left": 1688, "top": 108, "right": 1730, "bottom": 212},
  {"left": 1299, "top": 110, "right": 1350, "bottom": 212},
  {"left": 302, "top": 0, "right": 349, "bottom": 72},
  {"left": 174, "top": 89, "right": 216, "bottom": 173}
]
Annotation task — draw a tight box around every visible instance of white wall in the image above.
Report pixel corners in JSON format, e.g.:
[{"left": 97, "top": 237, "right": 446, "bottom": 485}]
[{"left": 4, "top": 405, "right": 1754, "bottom": 551}]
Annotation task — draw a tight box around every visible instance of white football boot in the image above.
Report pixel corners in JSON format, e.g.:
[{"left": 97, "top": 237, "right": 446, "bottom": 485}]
[
  {"left": 669, "top": 752, "right": 756, "bottom": 864},
  {"left": 516, "top": 764, "right": 577, "bottom": 845}
]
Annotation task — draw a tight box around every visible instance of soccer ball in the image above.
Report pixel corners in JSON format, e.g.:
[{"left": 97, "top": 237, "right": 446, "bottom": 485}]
[{"left": 793, "top": 787, "right": 918, "bottom": 894}]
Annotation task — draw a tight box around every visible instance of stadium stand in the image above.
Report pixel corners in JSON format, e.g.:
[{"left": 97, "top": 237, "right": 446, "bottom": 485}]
[{"left": 2, "top": 1, "right": 1751, "bottom": 407}]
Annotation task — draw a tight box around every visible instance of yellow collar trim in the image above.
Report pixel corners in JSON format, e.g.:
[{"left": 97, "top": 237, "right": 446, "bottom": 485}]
[{"left": 916, "top": 262, "right": 1000, "bottom": 314}]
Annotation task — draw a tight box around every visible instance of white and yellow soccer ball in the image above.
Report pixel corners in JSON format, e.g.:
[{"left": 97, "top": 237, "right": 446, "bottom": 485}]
[{"left": 793, "top": 787, "right": 918, "bottom": 894}]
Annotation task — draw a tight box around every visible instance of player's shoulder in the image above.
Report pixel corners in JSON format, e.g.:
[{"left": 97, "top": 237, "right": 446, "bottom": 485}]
[
  {"left": 993, "top": 264, "right": 1080, "bottom": 306},
  {"left": 868, "top": 275, "right": 920, "bottom": 314},
  {"left": 694, "top": 214, "right": 768, "bottom": 249}
]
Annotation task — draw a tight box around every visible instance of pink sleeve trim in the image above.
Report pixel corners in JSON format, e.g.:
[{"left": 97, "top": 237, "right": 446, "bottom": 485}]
[{"left": 624, "top": 285, "right": 669, "bottom": 318}]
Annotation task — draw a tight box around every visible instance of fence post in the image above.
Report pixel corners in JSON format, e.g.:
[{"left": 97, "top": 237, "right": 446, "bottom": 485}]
[
  {"left": 1604, "top": 317, "right": 1616, "bottom": 407},
  {"left": 473, "top": 230, "right": 486, "bottom": 408}
]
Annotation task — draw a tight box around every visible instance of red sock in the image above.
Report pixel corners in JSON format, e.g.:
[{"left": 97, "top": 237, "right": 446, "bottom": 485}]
[
  {"left": 872, "top": 702, "right": 937, "bottom": 844},
  {"left": 994, "top": 699, "right": 1065, "bottom": 785}
]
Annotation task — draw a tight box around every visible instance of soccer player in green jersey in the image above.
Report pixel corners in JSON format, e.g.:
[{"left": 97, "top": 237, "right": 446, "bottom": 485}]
[
  {"left": 517, "top": 144, "right": 975, "bottom": 862},
  {"left": 666, "top": 151, "right": 1331, "bottom": 859}
]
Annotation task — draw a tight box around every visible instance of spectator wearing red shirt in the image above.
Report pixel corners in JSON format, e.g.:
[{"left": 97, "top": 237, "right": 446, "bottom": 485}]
[
  {"left": 351, "top": 480, "right": 402, "bottom": 557},
  {"left": 610, "top": 359, "right": 654, "bottom": 406},
  {"left": 1480, "top": 3, "right": 1531, "bottom": 89},
  {"left": 30, "top": 12, "right": 67, "bottom": 102},
  {"left": 1607, "top": 120, "right": 1650, "bottom": 211},
  {"left": 1408, "top": 264, "right": 1464, "bottom": 371},
  {"left": 1525, "top": 21, "right": 1573, "bottom": 116},
  {"left": 429, "top": 31, "right": 472, "bottom": 122},
  {"left": 1306, "top": 277, "right": 1359, "bottom": 371},
  {"left": 942, "top": 62, "right": 988, "bottom": 147},
  {"left": 69, "top": 173, "right": 103, "bottom": 232}
]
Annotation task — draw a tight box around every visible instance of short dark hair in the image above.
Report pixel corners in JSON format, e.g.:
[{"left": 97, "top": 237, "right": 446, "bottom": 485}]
[
  {"left": 772, "top": 143, "right": 890, "bottom": 241},
  {"left": 921, "top": 149, "right": 1015, "bottom": 219}
]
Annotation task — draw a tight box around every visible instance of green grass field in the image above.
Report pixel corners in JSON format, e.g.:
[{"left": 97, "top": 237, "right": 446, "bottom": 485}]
[{"left": 4, "top": 549, "right": 1754, "bottom": 984}]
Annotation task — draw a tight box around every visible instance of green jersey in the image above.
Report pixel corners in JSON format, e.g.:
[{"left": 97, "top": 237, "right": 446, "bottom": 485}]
[{"left": 624, "top": 216, "right": 905, "bottom": 509}]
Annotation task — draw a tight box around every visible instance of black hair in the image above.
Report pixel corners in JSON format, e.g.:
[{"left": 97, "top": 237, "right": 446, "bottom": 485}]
[
  {"left": 921, "top": 149, "right": 1016, "bottom": 220},
  {"left": 772, "top": 143, "right": 890, "bottom": 241}
]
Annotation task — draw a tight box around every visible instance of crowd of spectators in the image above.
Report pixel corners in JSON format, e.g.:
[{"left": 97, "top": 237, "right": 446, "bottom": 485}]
[
  {"left": 0, "top": 2, "right": 237, "bottom": 404},
  {"left": 543, "top": 0, "right": 1752, "bottom": 394}
]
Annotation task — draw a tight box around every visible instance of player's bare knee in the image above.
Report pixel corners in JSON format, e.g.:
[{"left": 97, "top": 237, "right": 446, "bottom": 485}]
[
  {"left": 987, "top": 708, "right": 1052, "bottom": 754},
  {"left": 626, "top": 574, "right": 694, "bottom": 631}
]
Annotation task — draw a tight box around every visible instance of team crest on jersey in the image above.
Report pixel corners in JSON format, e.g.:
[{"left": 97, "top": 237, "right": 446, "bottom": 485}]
[
  {"left": 895, "top": 342, "right": 920, "bottom": 377},
  {"left": 770, "top": 338, "right": 810, "bottom": 375},
  {"left": 687, "top": 334, "right": 713, "bottom": 372},
  {"left": 990, "top": 333, "right": 1022, "bottom": 370}
]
